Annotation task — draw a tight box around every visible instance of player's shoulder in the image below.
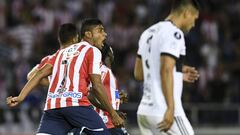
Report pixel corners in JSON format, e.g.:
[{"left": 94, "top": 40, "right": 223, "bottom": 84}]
[
  {"left": 161, "top": 21, "right": 184, "bottom": 39},
  {"left": 158, "top": 21, "right": 184, "bottom": 41},
  {"left": 100, "top": 64, "right": 110, "bottom": 72},
  {"left": 78, "top": 41, "right": 101, "bottom": 53}
]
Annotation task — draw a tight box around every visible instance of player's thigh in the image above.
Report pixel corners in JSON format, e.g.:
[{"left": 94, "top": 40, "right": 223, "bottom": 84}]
[
  {"left": 37, "top": 110, "right": 72, "bottom": 135},
  {"left": 138, "top": 114, "right": 176, "bottom": 135},
  {"left": 137, "top": 114, "right": 154, "bottom": 135},
  {"left": 171, "top": 116, "right": 194, "bottom": 135},
  {"left": 62, "top": 106, "right": 110, "bottom": 135}
]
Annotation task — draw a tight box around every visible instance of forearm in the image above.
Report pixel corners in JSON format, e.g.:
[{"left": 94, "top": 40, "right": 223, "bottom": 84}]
[
  {"left": 88, "top": 91, "right": 107, "bottom": 111},
  {"left": 19, "top": 72, "right": 43, "bottom": 101},
  {"left": 92, "top": 84, "right": 115, "bottom": 115},
  {"left": 161, "top": 69, "right": 174, "bottom": 110},
  {"left": 27, "top": 67, "right": 49, "bottom": 87}
]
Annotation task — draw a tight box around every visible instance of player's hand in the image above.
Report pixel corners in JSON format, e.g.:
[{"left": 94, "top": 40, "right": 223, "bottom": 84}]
[
  {"left": 183, "top": 66, "right": 199, "bottom": 83},
  {"left": 110, "top": 111, "right": 124, "bottom": 127},
  {"left": 119, "top": 90, "right": 128, "bottom": 104},
  {"left": 158, "top": 109, "right": 174, "bottom": 132},
  {"left": 116, "top": 111, "right": 127, "bottom": 120},
  {"left": 6, "top": 96, "right": 23, "bottom": 107}
]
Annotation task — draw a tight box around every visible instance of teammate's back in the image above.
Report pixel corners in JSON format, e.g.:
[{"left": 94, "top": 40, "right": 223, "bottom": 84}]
[{"left": 45, "top": 41, "right": 102, "bottom": 110}]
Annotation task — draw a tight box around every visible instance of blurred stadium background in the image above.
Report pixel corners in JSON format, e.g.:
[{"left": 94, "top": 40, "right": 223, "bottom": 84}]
[{"left": 1, "top": 0, "right": 240, "bottom": 135}]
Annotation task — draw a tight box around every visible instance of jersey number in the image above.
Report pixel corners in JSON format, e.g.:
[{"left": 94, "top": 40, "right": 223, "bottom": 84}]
[{"left": 145, "top": 35, "right": 153, "bottom": 69}]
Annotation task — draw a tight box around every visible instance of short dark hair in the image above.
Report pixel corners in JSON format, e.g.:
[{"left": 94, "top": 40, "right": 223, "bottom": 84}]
[
  {"left": 171, "top": 0, "right": 200, "bottom": 12},
  {"left": 101, "top": 43, "right": 111, "bottom": 62},
  {"left": 80, "top": 18, "right": 103, "bottom": 38},
  {"left": 58, "top": 23, "right": 78, "bottom": 44}
]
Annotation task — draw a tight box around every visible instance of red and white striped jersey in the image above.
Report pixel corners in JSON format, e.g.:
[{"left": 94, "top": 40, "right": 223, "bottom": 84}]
[
  {"left": 36, "top": 55, "right": 54, "bottom": 81},
  {"left": 95, "top": 64, "right": 120, "bottom": 128},
  {"left": 36, "top": 55, "right": 51, "bottom": 69},
  {"left": 44, "top": 41, "right": 102, "bottom": 110}
]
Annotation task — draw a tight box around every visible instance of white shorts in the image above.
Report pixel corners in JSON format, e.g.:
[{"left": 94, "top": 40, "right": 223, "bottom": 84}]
[{"left": 137, "top": 114, "right": 194, "bottom": 135}]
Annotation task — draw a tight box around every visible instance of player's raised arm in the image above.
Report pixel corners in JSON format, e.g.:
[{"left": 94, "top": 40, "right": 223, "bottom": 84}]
[{"left": 6, "top": 64, "right": 53, "bottom": 107}]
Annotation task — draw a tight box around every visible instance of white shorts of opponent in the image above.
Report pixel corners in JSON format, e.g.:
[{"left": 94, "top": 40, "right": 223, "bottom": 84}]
[{"left": 137, "top": 114, "right": 194, "bottom": 135}]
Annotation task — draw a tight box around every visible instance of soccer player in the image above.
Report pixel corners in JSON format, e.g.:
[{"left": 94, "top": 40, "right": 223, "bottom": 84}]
[
  {"left": 134, "top": 0, "right": 200, "bottom": 135},
  {"left": 88, "top": 44, "right": 129, "bottom": 135},
  {"left": 6, "top": 18, "right": 123, "bottom": 135},
  {"left": 26, "top": 23, "right": 81, "bottom": 87}
]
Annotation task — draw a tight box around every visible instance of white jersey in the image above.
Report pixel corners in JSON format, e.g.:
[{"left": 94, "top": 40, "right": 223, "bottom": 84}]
[{"left": 137, "top": 21, "right": 186, "bottom": 117}]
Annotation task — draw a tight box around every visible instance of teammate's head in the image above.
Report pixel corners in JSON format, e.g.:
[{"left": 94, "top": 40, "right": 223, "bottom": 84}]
[
  {"left": 170, "top": 0, "right": 200, "bottom": 33},
  {"left": 101, "top": 43, "right": 114, "bottom": 67},
  {"left": 58, "top": 23, "right": 79, "bottom": 47},
  {"left": 81, "top": 18, "right": 107, "bottom": 50}
]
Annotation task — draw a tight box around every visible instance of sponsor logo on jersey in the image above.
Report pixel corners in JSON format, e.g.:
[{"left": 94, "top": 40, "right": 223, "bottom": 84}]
[
  {"left": 47, "top": 91, "right": 82, "bottom": 99},
  {"left": 174, "top": 32, "right": 181, "bottom": 39}
]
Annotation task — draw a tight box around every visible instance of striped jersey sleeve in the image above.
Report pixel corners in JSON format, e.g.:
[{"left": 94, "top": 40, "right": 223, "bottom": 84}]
[{"left": 87, "top": 47, "right": 102, "bottom": 75}]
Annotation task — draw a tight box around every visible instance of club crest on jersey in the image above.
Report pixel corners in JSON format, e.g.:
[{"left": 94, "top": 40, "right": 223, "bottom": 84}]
[
  {"left": 65, "top": 47, "right": 80, "bottom": 59},
  {"left": 174, "top": 32, "right": 181, "bottom": 40}
]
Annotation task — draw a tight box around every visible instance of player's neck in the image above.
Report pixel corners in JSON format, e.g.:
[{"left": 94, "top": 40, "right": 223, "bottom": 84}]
[
  {"left": 165, "top": 14, "right": 184, "bottom": 31},
  {"left": 81, "top": 38, "right": 94, "bottom": 46},
  {"left": 60, "top": 42, "right": 74, "bottom": 49}
]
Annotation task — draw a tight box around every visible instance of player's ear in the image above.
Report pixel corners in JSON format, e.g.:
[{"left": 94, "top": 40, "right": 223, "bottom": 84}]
[
  {"left": 85, "top": 31, "right": 92, "bottom": 39},
  {"left": 73, "top": 35, "right": 79, "bottom": 43}
]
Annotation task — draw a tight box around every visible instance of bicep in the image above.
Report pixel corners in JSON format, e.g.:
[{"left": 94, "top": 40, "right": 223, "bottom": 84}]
[
  {"left": 27, "top": 66, "right": 38, "bottom": 80},
  {"left": 37, "top": 64, "right": 53, "bottom": 78}
]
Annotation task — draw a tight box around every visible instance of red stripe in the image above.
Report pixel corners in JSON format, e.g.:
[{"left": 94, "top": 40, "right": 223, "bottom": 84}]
[
  {"left": 66, "top": 45, "right": 86, "bottom": 107},
  {"left": 55, "top": 98, "right": 61, "bottom": 108},
  {"left": 68, "top": 45, "right": 86, "bottom": 91},
  {"left": 87, "top": 48, "right": 94, "bottom": 74},
  {"left": 49, "top": 53, "right": 63, "bottom": 93},
  {"left": 47, "top": 99, "right": 51, "bottom": 110}
]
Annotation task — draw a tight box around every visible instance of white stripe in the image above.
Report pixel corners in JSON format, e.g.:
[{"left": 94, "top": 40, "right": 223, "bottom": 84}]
[
  {"left": 57, "top": 51, "right": 66, "bottom": 108},
  {"left": 109, "top": 70, "right": 117, "bottom": 110},
  {"left": 72, "top": 45, "right": 90, "bottom": 106},
  {"left": 80, "top": 126, "right": 104, "bottom": 134},
  {"left": 44, "top": 50, "right": 63, "bottom": 110},
  {"left": 92, "top": 48, "right": 102, "bottom": 75}
]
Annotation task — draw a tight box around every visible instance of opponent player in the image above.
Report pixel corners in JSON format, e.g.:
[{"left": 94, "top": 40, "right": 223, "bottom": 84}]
[
  {"left": 7, "top": 18, "right": 123, "bottom": 135},
  {"left": 134, "top": 0, "right": 200, "bottom": 134}
]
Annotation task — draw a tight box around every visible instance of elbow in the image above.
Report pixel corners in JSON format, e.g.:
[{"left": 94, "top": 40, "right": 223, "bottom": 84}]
[
  {"left": 92, "top": 83, "right": 102, "bottom": 93},
  {"left": 27, "top": 73, "right": 31, "bottom": 81}
]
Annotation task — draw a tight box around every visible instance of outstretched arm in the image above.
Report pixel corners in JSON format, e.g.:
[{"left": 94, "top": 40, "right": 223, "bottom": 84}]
[
  {"left": 6, "top": 64, "right": 52, "bottom": 107},
  {"left": 27, "top": 65, "right": 50, "bottom": 87}
]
